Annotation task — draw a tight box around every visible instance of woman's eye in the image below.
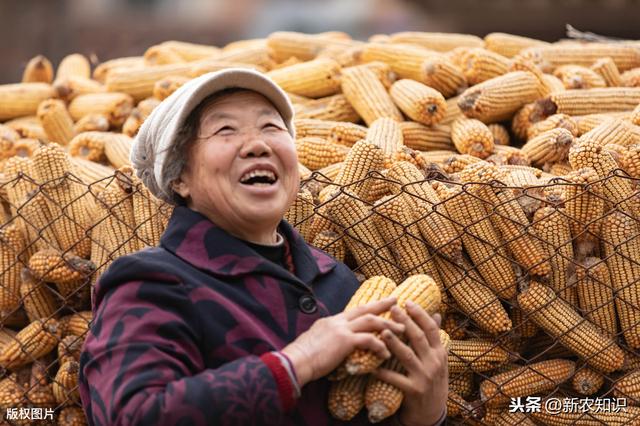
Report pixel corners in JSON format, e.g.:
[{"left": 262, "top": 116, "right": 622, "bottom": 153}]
[
  {"left": 264, "top": 123, "right": 283, "bottom": 130},
  {"left": 216, "top": 126, "right": 235, "bottom": 134}
]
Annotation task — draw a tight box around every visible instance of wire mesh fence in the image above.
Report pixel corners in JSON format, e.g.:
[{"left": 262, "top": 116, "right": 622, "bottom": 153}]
[{"left": 1, "top": 157, "right": 640, "bottom": 424}]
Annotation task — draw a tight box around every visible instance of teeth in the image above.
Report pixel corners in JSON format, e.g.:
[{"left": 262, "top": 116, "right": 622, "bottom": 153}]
[{"left": 240, "top": 169, "right": 277, "bottom": 183}]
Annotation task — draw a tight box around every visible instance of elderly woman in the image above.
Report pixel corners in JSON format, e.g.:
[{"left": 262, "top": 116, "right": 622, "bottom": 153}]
[{"left": 79, "top": 69, "right": 447, "bottom": 425}]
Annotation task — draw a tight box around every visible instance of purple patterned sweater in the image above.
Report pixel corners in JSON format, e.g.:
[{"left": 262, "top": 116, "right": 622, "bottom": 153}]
[{"left": 80, "top": 206, "right": 382, "bottom": 425}]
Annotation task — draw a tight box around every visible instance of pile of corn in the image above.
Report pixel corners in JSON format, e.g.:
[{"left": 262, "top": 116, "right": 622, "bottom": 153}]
[{"left": 1, "top": 31, "right": 640, "bottom": 425}]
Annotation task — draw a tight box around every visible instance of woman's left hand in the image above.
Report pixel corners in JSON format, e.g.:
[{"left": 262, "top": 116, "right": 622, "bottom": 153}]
[{"left": 373, "top": 301, "right": 448, "bottom": 426}]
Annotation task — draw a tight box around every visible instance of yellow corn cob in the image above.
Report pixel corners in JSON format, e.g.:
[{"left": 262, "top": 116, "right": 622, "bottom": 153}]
[
  {"left": 562, "top": 167, "right": 604, "bottom": 248},
  {"left": 540, "top": 87, "right": 640, "bottom": 116},
  {"left": 365, "top": 117, "right": 404, "bottom": 163},
  {"left": 36, "top": 98, "right": 75, "bottom": 145},
  {"left": 266, "top": 31, "right": 355, "bottom": 63},
  {"left": 92, "top": 56, "right": 145, "bottom": 83},
  {"left": 56, "top": 53, "right": 91, "bottom": 80},
  {"left": 542, "top": 73, "right": 567, "bottom": 94},
  {"left": 360, "top": 42, "right": 438, "bottom": 82},
  {"left": 150, "top": 75, "right": 190, "bottom": 101},
  {"left": 458, "top": 163, "right": 551, "bottom": 276},
  {"left": 488, "top": 123, "right": 510, "bottom": 146},
  {"left": 391, "top": 146, "right": 433, "bottom": 172},
  {"left": 106, "top": 62, "right": 192, "bottom": 101},
  {"left": 340, "top": 65, "right": 403, "bottom": 126},
  {"left": 372, "top": 195, "right": 448, "bottom": 306},
  {"left": 28, "top": 248, "right": 94, "bottom": 286},
  {"left": 522, "top": 43, "right": 640, "bottom": 71},
  {"left": 447, "top": 391, "right": 474, "bottom": 420},
  {"left": 132, "top": 179, "right": 167, "bottom": 247},
  {"left": 386, "top": 161, "right": 462, "bottom": 259},
  {"left": 70, "top": 157, "right": 115, "bottom": 191},
  {"left": 22, "top": 55, "right": 54, "bottom": 84},
  {"left": 484, "top": 33, "right": 549, "bottom": 58},
  {"left": 572, "top": 365, "right": 605, "bottom": 396},
  {"left": 3, "top": 156, "right": 37, "bottom": 215},
  {"left": 68, "top": 92, "right": 134, "bottom": 127},
  {"left": 580, "top": 117, "right": 637, "bottom": 148},
  {"left": 0, "top": 374, "right": 27, "bottom": 409},
  {"left": 421, "top": 55, "right": 468, "bottom": 98},
  {"left": 399, "top": 123, "right": 454, "bottom": 152},
  {"left": 0, "top": 223, "right": 25, "bottom": 318},
  {"left": 442, "top": 313, "right": 467, "bottom": 340},
  {"left": 345, "top": 274, "right": 440, "bottom": 375},
  {"left": 631, "top": 103, "right": 640, "bottom": 125},
  {"left": 355, "top": 62, "right": 397, "bottom": 90},
  {"left": 53, "top": 360, "right": 80, "bottom": 405},
  {"left": 146, "top": 41, "right": 220, "bottom": 64},
  {"left": 295, "top": 137, "right": 349, "bottom": 170},
  {"left": 389, "top": 79, "right": 446, "bottom": 126},
  {"left": 365, "top": 357, "right": 404, "bottom": 423},
  {"left": 449, "top": 372, "right": 474, "bottom": 397},
  {"left": 574, "top": 112, "right": 631, "bottom": 135},
  {"left": 11, "top": 137, "right": 42, "bottom": 159},
  {"left": 27, "top": 360, "right": 56, "bottom": 408},
  {"left": 326, "top": 191, "right": 402, "bottom": 282},
  {"left": 458, "top": 71, "right": 543, "bottom": 123},
  {"left": 451, "top": 118, "right": 494, "bottom": 159},
  {"left": 480, "top": 359, "right": 575, "bottom": 407},
  {"left": 490, "top": 146, "right": 530, "bottom": 166},
  {"left": 68, "top": 132, "right": 108, "bottom": 163},
  {"left": 295, "top": 94, "right": 360, "bottom": 123},
  {"left": 448, "top": 339, "right": 510, "bottom": 373},
  {"left": 532, "top": 206, "right": 576, "bottom": 305},
  {"left": 332, "top": 140, "right": 385, "bottom": 199},
  {"left": 58, "top": 336, "right": 83, "bottom": 369},
  {"left": 58, "top": 406, "right": 88, "bottom": 426},
  {"left": 389, "top": 31, "right": 483, "bottom": 52},
  {"left": 97, "top": 177, "right": 143, "bottom": 257},
  {"left": 569, "top": 138, "right": 638, "bottom": 216},
  {"left": 532, "top": 399, "right": 640, "bottom": 425},
  {"left": 517, "top": 281, "right": 624, "bottom": 373},
  {"left": 327, "top": 122, "right": 368, "bottom": 147},
  {"left": 19, "top": 268, "right": 58, "bottom": 322},
  {"left": 294, "top": 118, "right": 334, "bottom": 139},
  {"left": 461, "top": 48, "right": 510, "bottom": 85},
  {"left": 553, "top": 65, "right": 607, "bottom": 89},
  {"left": 419, "top": 150, "right": 460, "bottom": 166},
  {"left": 0, "top": 83, "right": 56, "bottom": 121},
  {"left": 601, "top": 211, "right": 640, "bottom": 349},
  {"left": 5, "top": 115, "right": 47, "bottom": 140},
  {"left": 298, "top": 163, "right": 313, "bottom": 181},
  {"left": 73, "top": 113, "right": 110, "bottom": 134},
  {"left": 0, "top": 318, "right": 60, "bottom": 370},
  {"left": 344, "top": 276, "right": 397, "bottom": 311},
  {"left": 522, "top": 127, "right": 574, "bottom": 168},
  {"left": 60, "top": 311, "right": 92, "bottom": 338},
  {"left": 267, "top": 58, "right": 342, "bottom": 99},
  {"left": 284, "top": 188, "right": 315, "bottom": 242},
  {"left": 527, "top": 113, "right": 579, "bottom": 140},
  {"left": 17, "top": 189, "right": 62, "bottom": 253},
  {"left": 613, "top": 370, "right": 640, "bottom": 406},
  {"left": 622, "top": 144, "right": 640, "bottom": 178},
  {"left": 440, "top": 96, "right": 464, "bottom": 125},
  {"left": 511, "top": 102, "right": 545, "bottom": 141},
  {"left": 591, "top": 57, "right": 623, "bottom": 87},
  {"left": 435, "top": 256, "right": 512, "bottom": 335},
  {"left": 622, "top": 68, "right": 640, "bottom": 87},
  {"left": 101, "top": 132, "right": 134, "bottom": 169},
  {"left": 144, "top": 44, "right": 185, "bottom": 65},
  {"left": 574, "top": 257, "right": 618, "bottom": 338},
  {"left": 54, "top": 76, "right": 106, "bottom": 102},
  {"left": 327, "top": 374, "right": 367, "bottom": 421},
  {"left": 311, "top": 230, "right": 345, "bottom": 262},
  {"left": 435, "top": 184, "right": 515, "bottom": 299}
]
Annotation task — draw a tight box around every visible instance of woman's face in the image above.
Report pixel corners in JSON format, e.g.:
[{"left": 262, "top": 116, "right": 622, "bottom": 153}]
[{"left": 173, "top": 90, "right": 299, "bottom": 242}]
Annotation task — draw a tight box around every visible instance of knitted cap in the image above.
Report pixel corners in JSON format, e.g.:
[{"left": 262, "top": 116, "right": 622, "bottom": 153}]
[{"left": 130, "top": 68, "right": 295, "bottom": 203}]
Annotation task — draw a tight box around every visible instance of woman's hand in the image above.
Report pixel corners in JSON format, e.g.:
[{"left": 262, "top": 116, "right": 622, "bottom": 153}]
[
  {"left": 281, "top": 297, "right": 405, "bottom": 387},
  {"left": 374, "top": 301, "right": 448, "bottom": 426}
]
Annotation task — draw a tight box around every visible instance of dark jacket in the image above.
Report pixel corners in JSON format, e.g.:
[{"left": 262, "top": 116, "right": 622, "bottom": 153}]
[{"left": 79, "top": 205, "right": 377, "bottom": 425}]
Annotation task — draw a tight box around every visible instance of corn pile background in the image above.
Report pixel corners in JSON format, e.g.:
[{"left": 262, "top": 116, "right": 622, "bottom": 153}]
[{"left": 2, "top": 31, "right": 640, "bottom": 425}]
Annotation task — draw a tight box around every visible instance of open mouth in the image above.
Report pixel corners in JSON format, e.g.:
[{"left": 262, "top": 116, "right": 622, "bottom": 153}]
[{"left": 239, "top": 169, "right": 278, "bottom": 187}]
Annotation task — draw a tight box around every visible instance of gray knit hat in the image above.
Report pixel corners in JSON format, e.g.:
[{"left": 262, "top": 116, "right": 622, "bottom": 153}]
[{"left": 130, "top": 68, "right": 295, "bottom": 203}]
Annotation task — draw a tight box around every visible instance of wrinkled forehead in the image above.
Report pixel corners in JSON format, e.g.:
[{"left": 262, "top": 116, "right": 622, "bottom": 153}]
[{"left": 199, "top": 89, "right": 283, "bottom": 127}]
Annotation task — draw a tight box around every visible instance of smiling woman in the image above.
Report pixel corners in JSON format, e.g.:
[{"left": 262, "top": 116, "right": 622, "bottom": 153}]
[{"left": 78, "top": 69, "right": 447, "bottom": 426}]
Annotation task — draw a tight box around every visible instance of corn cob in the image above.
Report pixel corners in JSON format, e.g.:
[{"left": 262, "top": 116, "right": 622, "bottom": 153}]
[
  {"left": 58, "top": 335, "right": 83, "bottom": 367},
  {"left": 622, "top": 67, "right": 640, "bottom": 87},
  {"left": 284, "top": 188, "right": 315, "bottom": 242},
  {"left": 553, "top": 65, "right": 607, "bottom": 89},
  {"left": 631, "top": 103, "right": 640, "bottom": 125},
  {"left": 340, "top": 65, "right": 403, "bottom": 126},
  {"left": 11, "top": 137, "right": 42, "bottom": 159},
  {"left": 311, "top": 230, "right": 345, "bottom": 262},
  {"left": 399, "top": 123, "right": 454, "bottom": 152},
  {"left": 3, "top": 156, "right": 37, "bottom": 217},
  {"left": 54, "top": 75, "right": 106, "bottom": 103},
  {"left": 326, "top": 191, "right": 402, "bottom": 282},
  {"left": 332, "top": 140, "right": 385, "bottom": 199},
  {"left": 484, "top": 33, "right": 549, "bottom": 58},
  {"left": 512, "top": 102, "right": 545, "bottom": 141},
  {"left": 70, "top": 157, "right": 115, "bottom": 191},
  {"left": 0, "top": 318, "right": 60, "bottom": 370},
  {"left": 449, "top": 372, "right": 474, "bottom": 397},
  {"left": 150, "top": 75, "right": 189, "bottom": 102},
  {"left": 295, "top": 137, "right": 349, "bottom": 170},
  {"left": 487, "top": 123, "right": 510, "bottom": 146},
  {"left": 390, "top": 147, "right": 430, "bottom": 172},
  {"left": 447, "top": 391, "right": 474, "bottom": 420},
  {"left": 56, "top": 53, "right": 91, "bottom": 80},
  {"left": 68, "top": 92, "right": 134, "bottom": 128},
  {"left": 613, "top": 370, "right": 640, "bottom": 406},
  {"left": 146, "top": 41, "right": 220, "bottom": 64},
  {"left": 0, "top": 374, "right": 27, "bottom": 409},
  {"left": 102, "top": 132, "right": 133, "bottom": 169},
  {"left": 58, "top": 406, "right": 88, "bottom": 426},
  {"left": 68, "top": 132, "right": 108, "bottom": 163},
  {"left": 92, "top": 56, "right": 145, "bottom": 83},
  {"left": 532, "top": 399, "right": 640, "bottom": 425},
  {"left": 22, "top": 55, "right": 54, "bottom": 84},
  {"left": 27, "top": 360, "right": 56, "bottom": 409},
  {"left": 442, "top": 313, "right": 468, "bottom": 340},
  {"left": 539, "top": 87, "right": 640, "bottom": 116},
  {"left": 0, "top": 83, "right": 56, "bottom": 121},
  {"left": 573, "top": 257, "right": 618, "bottom": 338},
  {"left": 295, "top": 94, "right": 360, "bottom": 123},
  {"left": 448, "top": 339, "right": 510, "bottom": 373},
  {"left": 343, "top": 276, "right": 397, "bottom": 312},
  {"left": 490, "top": 146, "right": 531, "bottom": 166},
  {"left": 365, "top": 118, "right": 404, "bottom": 165},
  {"left": 28, "top": 248, "right": 94, "bottom": 287},
  {"left": 562, "top": 167, "right": 604, "bottom": 248},
  {"left": 354, "top": 62, "right": 397, "bottom": 90},
  {"left": 0, "top": 223, "right": 25, "bottom": 319},
  {"left": 344, "top": 274, "right": 440, "bottom": 375},
  {"left": 386, "top": 161, "right": 462, "bottom": 259},
  {"left": 327, "top": 374, "right": 367, "bottom": 421},
  {"left": 542, "top": 73, "right": 567, "bottom": 94},
  {"left": 451, "top": 118, "right": 494, "bottom": 159},
  {"left": 440, "top": 96, "right": 464, "bottom": 125},
  {"left": 328, "top": 122, "right": 368, "bottom": 147},
  {"left": 421, "top": 55, "right": 468, "bottom": 98},
  {"left": 435, "top": 184, "right": 516, "bottom": 299},
  {"left": 458, "top": 71, "right": 543, "bottom": 123},
  {"left": 73, "top": 113, "right": 110, "bottom": 134},
  {"left": 461, "top": 48, "right": 510, "bottom": 85},
  {"left": 19, "top": 268, "right": 58, "bottom": 322},
  {"left": 53, "top": 360, "right": 80, "bottom": 405},
  {"left": 572, "top": 365, "right": 605, "bottom": 396},
  {"left": 5, "top": 115, "right": 47, "bottom": 140},
  {"left": 143, "top": 44, "right": 185, "bottom": 65},
  {"left": 105, "top": 62, "right": 192, "bottom": 101},
  {"left": 365, "top": 357, "right": 404, "bottom": 423},
  {"left": 60, "top": 311, "right": 92, "bottom": 338},
  {"left": 441, "top": 153, "right": 482, "bottom": 174},
  {"left": 480, "top": 359, "right": 575, "bottom": 407},
  {"left": 622, "top": 144, "right": 640, "bottom": 178},
  {"left": 360, "top": 42, "right": 438, "bottom": 82},
  {"left": 579, "top": 117, "right": 637, "bottom": 148},
  {"left": 591, "top": 57, "right": 623, "bottom": 87},
  {"left": 268, "top": 58, "right": 342, "bottom": 98},
  {"left": 435, "top": 256, "right": 512, "bottom": 335},
  {"left": 522, "top": 43, "right": 640, "bottom": 72},
  {"left": 492, "top": 411, "right": 536, "bottom": 426},
  {"left": 266, "top": 31, "right": 354, "bottom": 63},
  {"left": 389, "top": 79, "right": 446, "bottom": 126},
  {"left": 532, "top": 206, "right": 576, "bottom": 305},
  {"left": 458, "top": 163, "right": 551, "bottom": 276},
  {"left": 527, "top": 113, "right": 579, "bottom": 140},
  {"left": 17, "top": 190, "right": 60, "bottom": 252},
  {"left": 601, "top": 211, "right": 640, "bottom": 349},
  {"left": 574, "top": 112, "right": 631, "bottom": 135},
  {"left": 35, "top": 98, "right": 75, "bottom": 145},
  {"left": 517, "top": 281, "right": 624, "bottom": 373},
  {"left": 389, "top": 31, "right": 483, "bottom": 52},
  {"left": 294, "top": 118, "right": 334, "bottom": 140}
]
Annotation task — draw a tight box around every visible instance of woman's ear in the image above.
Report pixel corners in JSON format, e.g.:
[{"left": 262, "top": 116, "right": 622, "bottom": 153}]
[{"left": 171, "top": 178, "right": 190, "bottom": 199}]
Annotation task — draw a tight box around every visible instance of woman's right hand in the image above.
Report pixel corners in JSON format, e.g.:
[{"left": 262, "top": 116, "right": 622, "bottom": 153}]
[{"left": 281, "top": 296, "right": 404, "bottom": 387}]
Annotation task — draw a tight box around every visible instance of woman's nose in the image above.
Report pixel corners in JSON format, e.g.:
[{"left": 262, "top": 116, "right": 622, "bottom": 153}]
[{"left": 240, "top": 132, "right": 273, "bottom": 158}]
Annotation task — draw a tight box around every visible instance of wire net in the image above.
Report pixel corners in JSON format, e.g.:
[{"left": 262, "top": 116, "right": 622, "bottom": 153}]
[{"left": 1, "top": 162, "right": 640, "bottom": 425}]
